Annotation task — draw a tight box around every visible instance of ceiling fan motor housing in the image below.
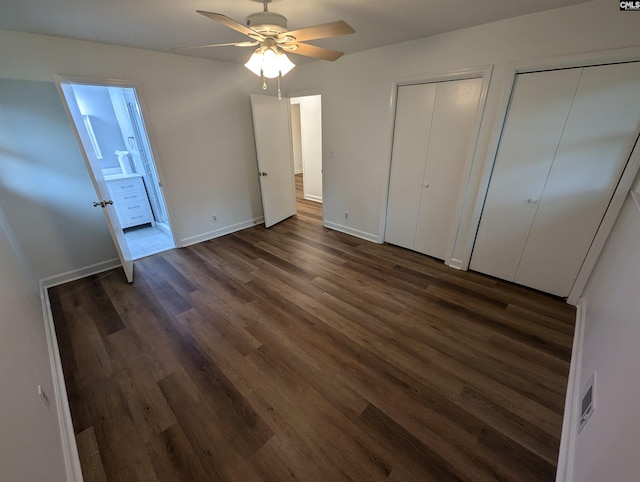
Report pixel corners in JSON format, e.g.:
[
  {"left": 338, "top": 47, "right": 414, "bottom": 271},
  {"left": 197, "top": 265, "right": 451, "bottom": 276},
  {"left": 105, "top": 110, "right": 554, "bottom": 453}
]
[{"left": 246, "top": 12, "right": 288, "bottom": 35}]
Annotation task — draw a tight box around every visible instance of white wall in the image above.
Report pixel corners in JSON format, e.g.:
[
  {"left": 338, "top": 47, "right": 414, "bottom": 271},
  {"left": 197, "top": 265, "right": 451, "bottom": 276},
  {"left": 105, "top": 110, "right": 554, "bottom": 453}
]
[
  {"left": 570, "top": 194, "right": 640, "bottom": 481},
  {"left": 290, "top": 103, "right": 303, "bottom": 173},
  {"left": 0, "top": 204, "right": 66, "bottom": 482},
  {"left": 286, "top": 0, "right": 640, "bottom": 249},
  {"left": 0, "top": 78, "right": 120, "bottom": 280},
  {"left": 0, "top": 29, "right": 266, "bottom": 279}
]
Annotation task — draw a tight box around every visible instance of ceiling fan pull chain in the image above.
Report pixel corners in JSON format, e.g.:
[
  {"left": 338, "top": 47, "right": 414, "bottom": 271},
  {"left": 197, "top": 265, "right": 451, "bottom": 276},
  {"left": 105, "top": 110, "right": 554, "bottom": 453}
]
[
  {"left": 277, "top": 74, "right": 282, "bottom": 100},
  {"left": 262, "top": 72, "right": 267, "bottom": 90}
]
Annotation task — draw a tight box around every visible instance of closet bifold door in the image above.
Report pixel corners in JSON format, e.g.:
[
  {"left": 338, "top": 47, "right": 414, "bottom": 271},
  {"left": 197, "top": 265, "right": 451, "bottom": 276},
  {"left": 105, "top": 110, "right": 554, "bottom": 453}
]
[
  {"left": 471, "top": 61, "right": 640, "bottom": 297},
  {"left": 470, "top": 69, "right": 581, "bottom": 282},
  {"left": 385, "top": 83, "right": 437, "bottom": 250},
  {"left": 413, "top": 77, "right": 482, "bottom": 260},
  {"left": 385, "top": 78, "right": 482, "bottom": 259},
  {"left": 514, "top": 61, "right": 640, "bottom": 296}
]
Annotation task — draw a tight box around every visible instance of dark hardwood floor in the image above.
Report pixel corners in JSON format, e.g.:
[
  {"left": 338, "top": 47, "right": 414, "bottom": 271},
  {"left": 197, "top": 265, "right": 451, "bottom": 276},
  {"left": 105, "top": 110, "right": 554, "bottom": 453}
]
[{"left": 49, "top": 174, "right": 575, "bottom": 481}]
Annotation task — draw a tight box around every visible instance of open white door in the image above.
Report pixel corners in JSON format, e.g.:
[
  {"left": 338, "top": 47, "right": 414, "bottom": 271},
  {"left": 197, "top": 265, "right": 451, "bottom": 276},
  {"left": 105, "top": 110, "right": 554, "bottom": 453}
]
[
  {"left": 54, "top": 77, "right": 134, "bottom": 282},
  {"left": 250, "top": 94, "right": 296, "bottom": 228}
]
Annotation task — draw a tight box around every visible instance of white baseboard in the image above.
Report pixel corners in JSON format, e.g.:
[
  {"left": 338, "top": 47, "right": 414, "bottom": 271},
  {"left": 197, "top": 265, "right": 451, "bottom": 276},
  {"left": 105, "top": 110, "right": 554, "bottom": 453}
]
[
  {"left": 323, "top": 221, "right": 380, "bottom": 243},
  {"left": 38, "top": 257, "right": 124, "bottom": 481},
  {"left": 446, "top": 258, "right": 465, "bottom": 270},
  {"left": 179, "top": 217, "right": 264, "bottom": 247},
  {"left": 39, "top": 258, "right": 121, "bottom": 290},
  {"left": 303, "top": 194, "right": 323, "bottom": 203},
  {"left": 40, "top": 288, "right": 84, "bottom": 482},
  {"left": 556, "top": 297, "right": 586, "bottom": 482}
]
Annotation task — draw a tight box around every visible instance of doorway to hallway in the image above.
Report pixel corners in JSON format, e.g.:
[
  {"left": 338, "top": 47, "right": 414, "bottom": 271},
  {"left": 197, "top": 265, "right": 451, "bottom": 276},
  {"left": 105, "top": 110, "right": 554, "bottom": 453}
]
[{"left": 290, "top": 95, "right": 323, "bottom": 219}]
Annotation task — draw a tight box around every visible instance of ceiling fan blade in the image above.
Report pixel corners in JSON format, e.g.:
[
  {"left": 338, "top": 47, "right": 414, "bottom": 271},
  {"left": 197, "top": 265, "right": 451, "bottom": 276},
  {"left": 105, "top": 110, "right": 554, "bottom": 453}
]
[
  {"left": 172, "top": 41, "right": 258, "bottom": 51},
  {"left": 196, "top": 10, "right": 265, "bottom": 40},
  {"left": 281, "top": 20, "right": 354, "bottom": 42},
  {"left": 285, "top": 42, "right": 345, "bottom": 61}
]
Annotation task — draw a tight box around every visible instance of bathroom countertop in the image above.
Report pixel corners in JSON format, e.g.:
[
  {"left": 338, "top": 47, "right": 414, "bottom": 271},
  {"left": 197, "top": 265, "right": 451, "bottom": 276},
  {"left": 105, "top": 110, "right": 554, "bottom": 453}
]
[{"left": 104, "top": 173, "right": 142, "bottom": 181}]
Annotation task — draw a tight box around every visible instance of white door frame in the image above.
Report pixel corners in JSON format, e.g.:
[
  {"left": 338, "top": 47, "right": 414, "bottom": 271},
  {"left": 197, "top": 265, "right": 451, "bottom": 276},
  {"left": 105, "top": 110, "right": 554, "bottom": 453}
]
[
  {"left": 458, "top": 46, "right": 640, "bottom": 305},
  {"left": 290, "top": 94, "right": 323, "bottom": 203},
  {"left": 381, "top": 65, "right": 493, "bottom": 268}
]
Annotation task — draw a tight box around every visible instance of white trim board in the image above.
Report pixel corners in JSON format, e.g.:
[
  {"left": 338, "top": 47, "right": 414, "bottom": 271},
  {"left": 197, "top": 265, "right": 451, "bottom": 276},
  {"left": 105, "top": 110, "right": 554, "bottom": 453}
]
[
  {"left": 556, "top": 297, "right": 586, "bottom": 482},
  {"left": 39, "top": 257, "right": 124, "bottom": 481},
  {"left": 304, "top": 194, "right": 323, "bottom": 203},
  {"left": 323, "top": 221, "right": 380, "bottom": 244},
  {"left": 41, "top": 287, "right": 84, "bottom": 482},
  {"left": 179, "top": 217, "right": 265, "bottom": 247},
  {"left": 39, "top": 258, "right": 121, "bottom": 290}
]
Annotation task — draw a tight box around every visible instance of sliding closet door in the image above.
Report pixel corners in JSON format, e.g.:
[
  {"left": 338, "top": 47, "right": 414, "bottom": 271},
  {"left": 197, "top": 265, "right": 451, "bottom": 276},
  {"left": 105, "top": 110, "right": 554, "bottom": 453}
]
[
  {"left": 413, "top": 78, "right": 482, "bottom": 259},
  {"left": 385, "top": 83, "right": 437, "bottom": 250},
  {"left": 470, "top": 69, "right": 582, "bottom": 281},
  {"left": 515, "top": 61, "right": 640, "bottom": 296}
]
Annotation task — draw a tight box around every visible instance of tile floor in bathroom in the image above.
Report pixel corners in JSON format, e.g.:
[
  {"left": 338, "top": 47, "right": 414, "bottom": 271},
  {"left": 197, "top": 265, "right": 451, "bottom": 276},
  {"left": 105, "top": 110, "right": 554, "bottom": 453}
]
[{"left": 123, "top": 225, "right": 175, "bottom": 260}]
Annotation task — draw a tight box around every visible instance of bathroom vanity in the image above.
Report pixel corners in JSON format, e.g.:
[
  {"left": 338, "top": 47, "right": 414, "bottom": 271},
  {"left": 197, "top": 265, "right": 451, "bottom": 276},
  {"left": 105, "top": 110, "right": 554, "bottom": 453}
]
[{"left": 105, "top": 173, "right": 154, "bottom": 229}]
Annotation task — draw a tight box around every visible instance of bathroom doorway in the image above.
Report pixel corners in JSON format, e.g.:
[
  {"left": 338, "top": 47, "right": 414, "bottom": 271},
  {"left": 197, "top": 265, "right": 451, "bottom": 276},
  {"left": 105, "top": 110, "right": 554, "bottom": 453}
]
[{"left": 56, "top": 78, "right": 175, "bottom": 267}]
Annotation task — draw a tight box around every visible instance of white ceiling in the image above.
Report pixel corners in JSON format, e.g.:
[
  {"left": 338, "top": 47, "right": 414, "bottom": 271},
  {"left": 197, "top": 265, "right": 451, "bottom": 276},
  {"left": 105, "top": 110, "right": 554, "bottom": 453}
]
[{"left": 0, "top": 0, "right": 590, "bottom": 65}]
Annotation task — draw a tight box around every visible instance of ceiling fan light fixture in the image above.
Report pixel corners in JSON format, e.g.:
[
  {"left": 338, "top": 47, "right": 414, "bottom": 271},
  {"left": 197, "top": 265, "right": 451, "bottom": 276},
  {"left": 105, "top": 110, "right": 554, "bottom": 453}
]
[
  {"left": 276, "top": 50, "right": 296, "bottom": 76},
  {"left": 244, "top": 47, "right": 295, "bottom": 79},
  {"left": 261, "top": 48, "right": 280, "bottom": 78},
  {"left": 244, "top": 50, "right": 264, "bottom": 76}
]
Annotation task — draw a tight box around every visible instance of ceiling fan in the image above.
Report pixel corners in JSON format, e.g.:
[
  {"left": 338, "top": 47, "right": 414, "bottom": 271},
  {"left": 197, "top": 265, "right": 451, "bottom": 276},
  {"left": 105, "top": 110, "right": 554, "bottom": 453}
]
[{"left": 176, "top": 0, "right": 355, "bottom": 86}]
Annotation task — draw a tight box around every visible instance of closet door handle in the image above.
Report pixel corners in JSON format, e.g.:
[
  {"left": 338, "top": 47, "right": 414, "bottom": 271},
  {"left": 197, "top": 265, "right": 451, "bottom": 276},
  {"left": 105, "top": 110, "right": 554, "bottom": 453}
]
[{"left": 527, "top": 198, "right": 539, "bottom": 204}]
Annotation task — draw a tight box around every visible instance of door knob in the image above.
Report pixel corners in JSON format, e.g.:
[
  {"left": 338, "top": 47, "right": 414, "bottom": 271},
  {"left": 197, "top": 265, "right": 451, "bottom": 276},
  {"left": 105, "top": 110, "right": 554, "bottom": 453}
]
[
  {"left": 261, "top": 172, "right": 268, "bottom": 177},
  {"left": 527, "top": 198, "right": 539, "bottom": 204},
  {"left": 92, "top": 200, "right": 114, "bottom": 208}
]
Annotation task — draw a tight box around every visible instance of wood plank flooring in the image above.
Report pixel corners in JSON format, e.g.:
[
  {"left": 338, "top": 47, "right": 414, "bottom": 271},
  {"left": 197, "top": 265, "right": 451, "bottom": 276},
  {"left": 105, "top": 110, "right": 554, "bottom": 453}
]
[{"left": 49, "top": 174, "right": 575, "bottom": 481}]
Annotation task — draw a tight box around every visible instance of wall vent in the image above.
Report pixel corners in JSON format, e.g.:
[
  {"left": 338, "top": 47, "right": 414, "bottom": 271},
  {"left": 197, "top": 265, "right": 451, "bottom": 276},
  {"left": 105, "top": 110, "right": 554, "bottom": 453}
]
[{"left": 579, "top": 373, "right": 596, "bottom": 433}]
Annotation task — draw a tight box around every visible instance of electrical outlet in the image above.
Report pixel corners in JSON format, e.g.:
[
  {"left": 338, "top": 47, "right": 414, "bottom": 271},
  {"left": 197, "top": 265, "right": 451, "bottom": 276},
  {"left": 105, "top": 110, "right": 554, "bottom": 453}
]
[
  {"left": 344, "top": 211, "right": 349, "bottom": 220},
  {"left": 211, "top": 214, "right": 218, "bottom": 223},
  {"left": 38, "top": 385, "right": 50, "bottom": 409}
]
